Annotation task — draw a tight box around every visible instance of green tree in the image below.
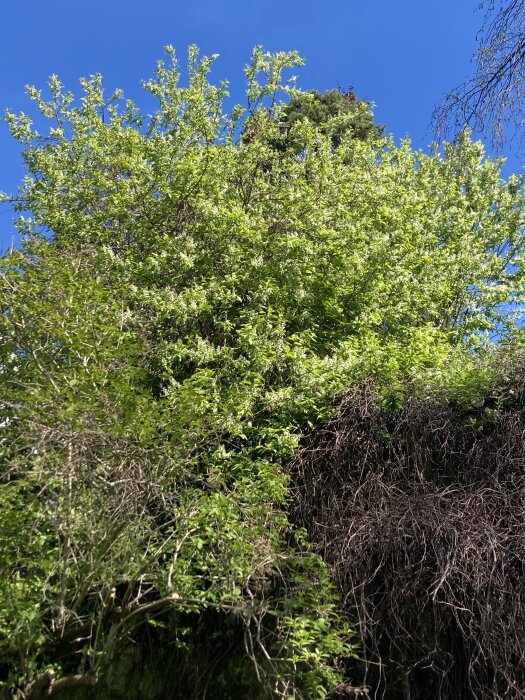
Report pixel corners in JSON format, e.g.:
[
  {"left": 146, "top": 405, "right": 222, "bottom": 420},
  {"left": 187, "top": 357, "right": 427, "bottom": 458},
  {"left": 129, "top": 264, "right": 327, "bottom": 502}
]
[
  {"left": 275, "top": 87, "right": 383, "bottom": 151},
  {"left": 1, "top": 45, "right": 525, "bottom": 699}
]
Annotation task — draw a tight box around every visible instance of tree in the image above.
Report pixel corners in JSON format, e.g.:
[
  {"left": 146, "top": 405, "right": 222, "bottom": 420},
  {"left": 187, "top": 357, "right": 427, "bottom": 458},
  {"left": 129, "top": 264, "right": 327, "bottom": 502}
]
[
  {"left": 1, "top": 45, "right": 525, "bottom": 699},
  {"left": 271, "top": 88, "right": 383, "bottom": 152},
  {"left": 434, "top": 1, "right": 525, "bottom": 149}
]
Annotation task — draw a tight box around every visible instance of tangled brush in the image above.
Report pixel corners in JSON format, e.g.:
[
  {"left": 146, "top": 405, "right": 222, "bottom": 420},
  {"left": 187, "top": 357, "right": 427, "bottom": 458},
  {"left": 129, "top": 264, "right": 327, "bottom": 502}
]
[{"left": 291, "top": 373, "right": 525, "bottom": 699}]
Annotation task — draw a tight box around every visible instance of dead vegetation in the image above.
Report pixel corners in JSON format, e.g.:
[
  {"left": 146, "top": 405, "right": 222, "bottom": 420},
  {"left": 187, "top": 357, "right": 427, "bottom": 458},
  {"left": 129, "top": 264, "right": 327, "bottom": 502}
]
[{"left": 291, "top": 372, "right": 525, "bottom": 699}]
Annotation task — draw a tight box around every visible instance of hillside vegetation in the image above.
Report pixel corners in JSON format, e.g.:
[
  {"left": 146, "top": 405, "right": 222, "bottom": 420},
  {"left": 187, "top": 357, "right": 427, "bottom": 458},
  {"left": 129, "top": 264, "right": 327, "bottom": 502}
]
[{"left": 1, "top": 47, "right": 525, "bottom": 699}]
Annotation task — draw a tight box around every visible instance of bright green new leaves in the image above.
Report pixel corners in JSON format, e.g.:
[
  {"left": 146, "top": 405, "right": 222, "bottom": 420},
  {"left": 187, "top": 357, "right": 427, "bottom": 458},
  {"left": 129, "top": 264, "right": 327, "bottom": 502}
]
[{"left": 2, "top": 46, "right": 525, "bottom": 698}]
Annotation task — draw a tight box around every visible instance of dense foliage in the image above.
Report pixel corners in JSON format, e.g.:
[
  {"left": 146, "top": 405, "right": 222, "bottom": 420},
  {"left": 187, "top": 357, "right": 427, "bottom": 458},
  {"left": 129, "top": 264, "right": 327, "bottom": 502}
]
[
  {"left": 272, "top": 88, "right": 383, "bottom": 151},
  {"left": 1, "top": 46, "right": 525, "bottom": 698}
]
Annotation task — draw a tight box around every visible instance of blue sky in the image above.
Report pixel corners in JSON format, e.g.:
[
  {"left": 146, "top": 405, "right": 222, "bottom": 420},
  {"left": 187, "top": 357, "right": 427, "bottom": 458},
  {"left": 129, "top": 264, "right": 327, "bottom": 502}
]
[{"left": 0, "top": 1, "right": 516, "bottom": 250}]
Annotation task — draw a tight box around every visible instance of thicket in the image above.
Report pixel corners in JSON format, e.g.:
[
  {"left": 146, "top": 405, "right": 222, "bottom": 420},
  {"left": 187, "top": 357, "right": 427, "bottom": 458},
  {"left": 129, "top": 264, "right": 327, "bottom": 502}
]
[
  {"left": 292, "top": 367, "right": 525, "bottom": 699},
  {"left": 1, "top": 46, "right": 525, "bottom": 699}
]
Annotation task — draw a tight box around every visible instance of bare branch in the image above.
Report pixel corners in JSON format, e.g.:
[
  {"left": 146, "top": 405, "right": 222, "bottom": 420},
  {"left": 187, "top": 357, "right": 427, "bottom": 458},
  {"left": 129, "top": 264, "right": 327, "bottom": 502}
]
[{"left": 434, "top": 1, "right": 525, "bottom": 150}]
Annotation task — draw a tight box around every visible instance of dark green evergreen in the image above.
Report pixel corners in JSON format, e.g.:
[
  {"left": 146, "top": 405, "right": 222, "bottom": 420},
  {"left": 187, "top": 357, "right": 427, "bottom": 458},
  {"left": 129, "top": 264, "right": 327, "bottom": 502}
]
[{"left": 277, "top": 88, "right": 383, "bottom": 149}]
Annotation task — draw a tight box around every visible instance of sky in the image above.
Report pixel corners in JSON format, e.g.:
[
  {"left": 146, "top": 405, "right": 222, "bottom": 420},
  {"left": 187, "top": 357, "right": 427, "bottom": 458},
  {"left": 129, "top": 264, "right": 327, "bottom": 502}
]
[{"left": 0, "top": 0, "right": 516, "bottom": 250}]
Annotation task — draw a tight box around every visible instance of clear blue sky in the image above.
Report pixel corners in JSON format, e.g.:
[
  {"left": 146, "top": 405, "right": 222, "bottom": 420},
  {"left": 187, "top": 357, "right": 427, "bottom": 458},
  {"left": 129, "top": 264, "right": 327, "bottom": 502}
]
[{"left": 0, "top": 0, "right": 516, "bottom": 250}]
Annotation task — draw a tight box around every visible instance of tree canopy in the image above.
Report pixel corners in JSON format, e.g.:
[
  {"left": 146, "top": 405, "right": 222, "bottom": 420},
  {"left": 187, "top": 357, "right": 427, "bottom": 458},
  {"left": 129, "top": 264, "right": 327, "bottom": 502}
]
[
  {"left": 271, "top": 88, "right": 383, "bottom": 151},
  {"left": 1, "top": 46, "right": 525, "bottom": 699}
]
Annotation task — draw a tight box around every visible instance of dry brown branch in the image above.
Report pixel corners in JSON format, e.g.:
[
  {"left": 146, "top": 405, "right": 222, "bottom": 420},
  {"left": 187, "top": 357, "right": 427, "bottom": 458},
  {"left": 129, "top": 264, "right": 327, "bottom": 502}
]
[
  {"left": 20, "top": 670, "right": 97, "bottom": 700},
  {"left": 291, "top": 372, "right": 525, "bottom": 699}
]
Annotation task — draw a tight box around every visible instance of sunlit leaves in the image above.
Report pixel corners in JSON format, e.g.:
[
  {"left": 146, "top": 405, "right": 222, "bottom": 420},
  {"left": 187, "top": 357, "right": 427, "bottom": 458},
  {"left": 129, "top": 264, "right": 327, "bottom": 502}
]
[{"left": 2, "top": 45, "right": 525, "bottom": 698}]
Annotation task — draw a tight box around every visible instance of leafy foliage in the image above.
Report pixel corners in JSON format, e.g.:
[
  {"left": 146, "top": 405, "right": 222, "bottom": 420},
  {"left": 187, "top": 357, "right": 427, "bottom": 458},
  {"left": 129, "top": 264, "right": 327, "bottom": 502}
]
[{"left": 1, "top": 45, "right": 525, "bottom": 699}]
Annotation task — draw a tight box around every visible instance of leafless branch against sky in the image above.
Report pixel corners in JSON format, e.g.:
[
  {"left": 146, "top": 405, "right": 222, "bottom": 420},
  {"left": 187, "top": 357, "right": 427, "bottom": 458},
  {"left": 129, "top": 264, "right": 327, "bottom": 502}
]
[{"left": 434, "top": 1, "right": 525, "bottom": 151}]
